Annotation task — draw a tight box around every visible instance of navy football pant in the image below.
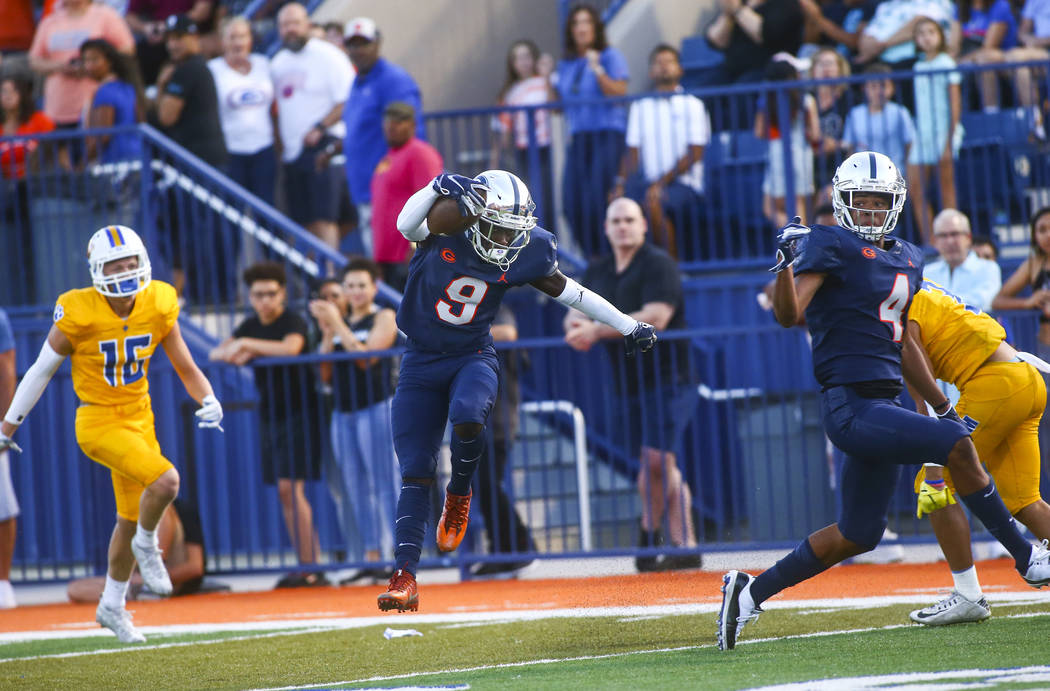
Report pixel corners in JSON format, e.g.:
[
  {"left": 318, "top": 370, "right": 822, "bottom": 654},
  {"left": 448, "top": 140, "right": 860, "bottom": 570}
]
[{"left": 391, "top": 347, "right": 500, "bottom": 572}]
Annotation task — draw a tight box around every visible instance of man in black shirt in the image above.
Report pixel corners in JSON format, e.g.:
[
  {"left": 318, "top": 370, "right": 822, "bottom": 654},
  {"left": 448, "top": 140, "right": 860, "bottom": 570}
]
[
  {"left": 210, "top": 261, "right": 328, "bottom": 588},
  {"left": 704, "top": 0, "right": 803, "bottom": 84},
  {"left": 563, "top": 197, "right": 701, "bottom": 572}
]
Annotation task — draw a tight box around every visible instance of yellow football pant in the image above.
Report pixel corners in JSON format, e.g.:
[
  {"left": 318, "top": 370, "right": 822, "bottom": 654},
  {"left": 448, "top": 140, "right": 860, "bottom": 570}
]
[
  {"left": 75, "top": 397, "right": 173, "bottom": 522},
  {"left": 915, "top": 360, "right": 1045, "bottom": 514}
]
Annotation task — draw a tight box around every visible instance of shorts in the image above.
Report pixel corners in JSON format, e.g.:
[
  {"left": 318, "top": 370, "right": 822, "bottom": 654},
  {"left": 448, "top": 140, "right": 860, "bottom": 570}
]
[
  {"left": 75, "top": 398, "right": 173, "bottom": 522},
  {"left": 259, "top": 412, "right": 323, "bottom": 484},
  {"left": 611, "top": 385, "right": 699, "bottom": 458},
  {"left": 914, "top": 360, "right": 1045, "bottom": 514},
  {"left": 283, "top": 142, "right": 343, "bottom": 226},
  {"left": 0, "top": 451, "right": 19, "bottom": 522}
]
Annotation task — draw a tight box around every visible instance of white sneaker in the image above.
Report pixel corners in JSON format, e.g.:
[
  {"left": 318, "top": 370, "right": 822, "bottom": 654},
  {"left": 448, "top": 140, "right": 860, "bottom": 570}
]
[
  {"left": 96, "top": 603, "right": 146, "bottom": 643},
  {"left": 1023, "top": 539, "right": 1050, "bottom": 588},
  {"left": 132, "top": 538, "right": 173, "bottom": 596},
  {"left": 0, "top": 580, "right": 15, "bottom": 609},
  {"left": 909, "top": 591, "right": 991, "bottom": 626},
  {"left": 717, "top": 570, "right": 763, "bottom": 651}
]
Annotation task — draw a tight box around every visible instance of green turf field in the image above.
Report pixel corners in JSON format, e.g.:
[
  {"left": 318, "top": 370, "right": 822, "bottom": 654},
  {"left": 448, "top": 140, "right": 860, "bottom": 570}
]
[{"left": 3, "top": 601, "right": 1049, "bottom": 690}]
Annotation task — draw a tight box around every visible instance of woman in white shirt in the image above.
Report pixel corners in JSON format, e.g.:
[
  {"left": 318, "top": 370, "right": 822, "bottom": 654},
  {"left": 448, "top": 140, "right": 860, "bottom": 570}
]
[{"left": 208, "top": 17, "right": 276, "bottom": 205}]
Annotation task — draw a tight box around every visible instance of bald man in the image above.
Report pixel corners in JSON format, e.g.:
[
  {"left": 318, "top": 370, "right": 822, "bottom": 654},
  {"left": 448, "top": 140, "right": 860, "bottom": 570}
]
[{"left": 563, "top": 197, "right": 703, "bottom": 572}]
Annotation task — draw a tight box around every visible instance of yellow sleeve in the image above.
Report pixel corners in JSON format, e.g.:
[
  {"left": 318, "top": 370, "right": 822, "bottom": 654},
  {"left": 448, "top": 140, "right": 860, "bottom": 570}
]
[
  {"left": 52, "top": 291, "right": 86, "bottom": 346},
  {"left": 154, "top": 282, "right": 180, "bottom": 339}
]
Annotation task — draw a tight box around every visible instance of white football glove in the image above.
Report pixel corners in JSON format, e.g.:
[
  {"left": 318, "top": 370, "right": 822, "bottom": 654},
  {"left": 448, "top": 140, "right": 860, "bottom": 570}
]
[
  {"left": 195, "top": 394, "right": 224, "bottom": 432},
  {"left": 0, "top": 433, "right": 22, "bottom": 454}
]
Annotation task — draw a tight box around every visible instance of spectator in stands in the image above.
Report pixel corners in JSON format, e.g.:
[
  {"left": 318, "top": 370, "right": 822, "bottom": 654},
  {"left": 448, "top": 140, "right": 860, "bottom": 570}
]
[
  {"left": 856, "top": 0, "right": 958, "bottom": 68},
  {"left": 473, "top": 305, "right": 536, "bottom": 577},
  {"left": 810, "top": 48, "right": 851, "bottom": 206},
  {"left": 332, "top": 17, "right": 423, "bottom": 258},
  {"left": 611, "top": 44, "right": 711, "bottom": 260},
  {"left": 208, "top": 16, "right": 276, "bottom": 205},
  {"left": 956, "top": 0, "right": 1020, "bottom": 110},
  {"left": 67, "top": 500, "right": 208, "bottom": 602},
  {"left": 909, "top": 17, "right": 962, "bottom": 244},
  {"left": 490, "top": 39, "right": 557, "bottom": 223},
  {"left": 704, "top": 0, "right": 804, "bottom": 84},
  {"left": 563, "top": 197, "right": 702, "bottom": 573},
  {"left": 80, "top": 38, "right": 145, "bottom": 164},
  {"left": 210, "top": 261, "right": 328, "bottom": 588},
  {"left": 0, "top": 72, "right": 54, "bottom": 306},
  {"left": 308, "top": 259, "right": 398, "bottom": 582},
  {"left": 993, "top": 206, "right": 1050, "bottom": 349},
  {"left": 923, "top": 209, "right": 1002, "bottom": 310},
  {"left": 841, "top": 63, "right": 916, "bottom": 174},
  {"left": 754, "top": 59, "right": 820, "bottom": 228},
  {"left": 322, "top": 22, "right": 344, "bottom": 49},
  {"left": 28, "top": 0, "right": 133, "bottom": 150},
  {"left": 368, "top": 102, "right": 442, "bottom": 291},
  {"left": 557, "top": 4, "right": 630, "bottom": 257},
  {"left": 153, "top": 15, "right": 226, "bottom": 168},
  {"left": 1001, "top": 0, "right": 1050, "bottom": 139},
  {"left": 799, "top": 0, "right": 880, "bottom": 56},
  {"left": 271, "top": 3, "right": 353, "bottom": 249},
  {"left": 973, "top": 233, "right": 999, "bottom": 261},
  {"left": 0, "top": 309, "right": 17, "bottom": 608},
  {"left": 125, "top": 0, "right": 217, "bottom": 86}
]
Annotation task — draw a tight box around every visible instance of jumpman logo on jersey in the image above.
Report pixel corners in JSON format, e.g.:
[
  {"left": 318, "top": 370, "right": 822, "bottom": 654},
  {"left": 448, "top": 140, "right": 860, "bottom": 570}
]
[
  {"left": 908, "top": 259, "right": 915, "bottom": 268},
  {"left": 498, "top": 273, "right": 508, "bottom": 283}
]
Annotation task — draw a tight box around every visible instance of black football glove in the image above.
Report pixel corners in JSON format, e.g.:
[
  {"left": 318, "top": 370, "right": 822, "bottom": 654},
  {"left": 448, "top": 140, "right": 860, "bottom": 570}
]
[
  {"left": 432, "top": 173, "right": 488, "bottom": 217},
  {"left": 769, "top": 216, "right": 811, "bottom": 273},
  {"left": 625, "top": 322, "right": 657, "bottom": 357},
  {"left": 937, "top": 405, "right": 979, "bottom": 433}
]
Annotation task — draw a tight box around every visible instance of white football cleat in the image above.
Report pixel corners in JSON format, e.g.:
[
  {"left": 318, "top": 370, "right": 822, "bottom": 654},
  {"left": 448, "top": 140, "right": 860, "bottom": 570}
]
[
  {"left": 717, "top": 570, "right": 762, "bottom": 651},
  {"left": 96, "top": 603, "right": 146, "bottom": 643},
  {"left": 909, "top": 591, "right": 991, "bottom": 626},
  {"left": 132, "top": 538, "right": 173, "bottom": 596},
  {"left": 1023, "top": 539, "right": 1050, "bottom": 588}
]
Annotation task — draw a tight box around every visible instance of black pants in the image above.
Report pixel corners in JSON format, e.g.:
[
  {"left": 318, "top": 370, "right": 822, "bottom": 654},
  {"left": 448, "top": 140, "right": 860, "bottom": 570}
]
[{"left": 476, "top": 432, "right": 534, "bottom": 555}]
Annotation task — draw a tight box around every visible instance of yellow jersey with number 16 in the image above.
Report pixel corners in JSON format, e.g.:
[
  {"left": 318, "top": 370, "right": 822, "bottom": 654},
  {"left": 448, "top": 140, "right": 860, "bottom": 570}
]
[
  {"left": 53, "top": 281, "right": 179, "bottom": 406},
  {"left": 909, "top": 280, "right": 1006, "bottom": 388}
]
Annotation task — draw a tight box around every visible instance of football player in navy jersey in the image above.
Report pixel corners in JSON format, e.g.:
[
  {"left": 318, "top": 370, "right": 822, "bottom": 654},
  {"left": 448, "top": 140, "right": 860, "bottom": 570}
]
[
  {"left": 377, "top": 170, "right": 657, "bottom": 612},
  {"left": 716, "top": 151, "right": 1050, "bottom": 651}
]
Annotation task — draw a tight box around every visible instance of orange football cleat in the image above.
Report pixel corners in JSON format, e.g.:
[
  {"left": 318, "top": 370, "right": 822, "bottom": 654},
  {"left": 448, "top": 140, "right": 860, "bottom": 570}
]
[
  {"left": 377, "top": 569, "right": 418, "bottom": 612},
  {"left": 436, "top": 489, "right": 472, "bottom": 552}
]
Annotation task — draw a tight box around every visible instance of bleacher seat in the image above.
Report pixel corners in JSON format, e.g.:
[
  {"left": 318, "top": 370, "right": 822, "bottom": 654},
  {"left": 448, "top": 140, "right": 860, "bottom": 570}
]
[{"left": 680, "top": 34, "right": 724, "bottom": 89}]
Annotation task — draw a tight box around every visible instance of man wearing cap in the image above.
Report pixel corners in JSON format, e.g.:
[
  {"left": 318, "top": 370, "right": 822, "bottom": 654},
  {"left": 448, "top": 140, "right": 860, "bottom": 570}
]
[
  {"left": 923, "top": 209, "right": 1002, "bottom": 312},
  {"left": 154, "top": 15, "right": 226, "bottom": 168},
  {"left": 339, "top": 17, "right": 423, "bottom": 257},
  {"left": 368, "top": 101, "right": 443, "bottom": 291},
  {"left": 271, "top": 2, "right": 354, "bottom": 249}
]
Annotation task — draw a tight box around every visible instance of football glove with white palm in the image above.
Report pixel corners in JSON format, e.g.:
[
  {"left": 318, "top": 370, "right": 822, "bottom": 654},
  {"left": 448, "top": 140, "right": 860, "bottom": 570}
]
[
  {"left": 769, "top": 216, "right": 811, "bottom": 273},
  {"left": 195, "top": 394, "right": 224, "bottom": 432},
  {"left": 625, "top": 322, "right": 657, "bottom": 357},
  {"left": 937, "top": 405, "right": 979, "bottom": 433},
  {"left": 432, "top": 173, "right": 488, "bottom": 217}
]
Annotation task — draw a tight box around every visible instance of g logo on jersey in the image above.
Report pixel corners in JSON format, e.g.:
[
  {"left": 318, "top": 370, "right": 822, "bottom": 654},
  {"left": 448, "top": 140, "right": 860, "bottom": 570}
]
[
  {"left": 53, "top": 304, "right": 64, "bottom": 322},
  {"left": 441, "top": 249, "right": 456, "bottom": 263},
  {"left": 862, "top": 247, "right": 877, "bottom": 259}
]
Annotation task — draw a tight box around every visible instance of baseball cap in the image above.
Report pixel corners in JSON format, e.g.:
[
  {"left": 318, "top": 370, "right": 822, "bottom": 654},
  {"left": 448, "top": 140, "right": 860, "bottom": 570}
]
[
  {"left": 165, "top": 15, "right": 198, "bottom": 35},
  {"left": 384, "top": 101, "right": 415, "bottom": 121},
  {"left": 344, "top": 17, "right": 378, "bottom": 42}
]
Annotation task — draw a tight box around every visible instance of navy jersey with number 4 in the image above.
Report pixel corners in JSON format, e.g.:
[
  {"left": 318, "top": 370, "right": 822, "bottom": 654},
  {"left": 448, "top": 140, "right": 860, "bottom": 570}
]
[
  {"left": 793, "top": 224, "right": 925, "bottom": 387},
  {"left": 397, "top": 226, "right": 559, "bottom": 352}
]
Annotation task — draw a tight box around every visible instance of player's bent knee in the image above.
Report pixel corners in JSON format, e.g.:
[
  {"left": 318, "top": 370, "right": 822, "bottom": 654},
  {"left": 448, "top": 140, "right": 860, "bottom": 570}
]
[
  {"left": 452, "top": 422, "right": 483, "bottom": 440},
  {"left": 149, "top": 468, "right": 179, "bottom": 501},
  {"left": 840, "top": 521, "right": 886, "bottom": 552}
]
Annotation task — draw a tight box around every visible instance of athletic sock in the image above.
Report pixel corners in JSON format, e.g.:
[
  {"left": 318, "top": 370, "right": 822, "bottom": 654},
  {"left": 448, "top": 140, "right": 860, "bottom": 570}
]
[
  {"left": 392, "top": 482, "right": 431, "bottom": 576},
  {"left": 446, "top": 431, "right": 485, "bottom": 496},
  {"left": 100, "top": 575, "right": 129, "bottom": 609},
  {"left": 134, "top": 524, "right": 157, "bottom": 547},
  {"left": 952, "top": 565, "right": 983, "bottom": 602},
  {"left": 750, "top": 538, "right": 828, "bottom": 606},
  {"left": 959, "top": 480, "right": 1033, "bottom": 573}
]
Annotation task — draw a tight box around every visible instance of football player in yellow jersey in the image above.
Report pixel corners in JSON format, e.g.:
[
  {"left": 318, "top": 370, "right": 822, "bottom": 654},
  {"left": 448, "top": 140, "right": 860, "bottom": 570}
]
[
  {"left": 905, "top": 279, "right": 1050, "bottom": 625},
  {"left": 0, "top": 225, "right": 224, "bottom": 643}
]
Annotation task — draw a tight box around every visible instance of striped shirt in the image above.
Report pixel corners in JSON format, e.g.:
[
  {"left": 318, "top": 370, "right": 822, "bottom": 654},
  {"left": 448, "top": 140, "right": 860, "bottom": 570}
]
[{"left": 625, "top": 88, "right": 711, "bottom": 192}]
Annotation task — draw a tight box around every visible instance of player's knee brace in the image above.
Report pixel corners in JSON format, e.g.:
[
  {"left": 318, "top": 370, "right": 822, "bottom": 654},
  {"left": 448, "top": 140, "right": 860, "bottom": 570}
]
[{"left": 401, "top": 476, "right": 434, "bottom": 487}]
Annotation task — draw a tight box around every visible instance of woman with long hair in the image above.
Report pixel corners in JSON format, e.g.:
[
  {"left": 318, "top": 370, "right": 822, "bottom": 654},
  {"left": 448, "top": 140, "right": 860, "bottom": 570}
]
[
  {"left": 555, "top": 3, "right": 630, "bottom": 256},
  {"left": 80, "top": 38, "right": 145, "bottom": 163},
  {"left": 993, "top": 207, "right": 1050, "bottom": 352},
  {"left": 810, "top": 48, "right": 851, "bottom": 207},
  {"left": 491, "top": 38, "right": 556, "bottom": 223}
]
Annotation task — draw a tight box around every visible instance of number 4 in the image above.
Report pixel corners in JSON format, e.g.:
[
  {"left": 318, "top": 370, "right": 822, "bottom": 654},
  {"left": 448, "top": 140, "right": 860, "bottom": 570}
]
[{"left": 879, "top": 273, "right": 910, "bottom": 342}]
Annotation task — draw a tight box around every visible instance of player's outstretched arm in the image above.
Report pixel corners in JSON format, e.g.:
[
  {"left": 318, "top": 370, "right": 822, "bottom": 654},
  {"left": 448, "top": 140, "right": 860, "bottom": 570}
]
[
  {"left": 533, "top": 270, "right": 657, "bottom": 355},
  {"left": 1, "top": 326, "right": 71, "bottom": 450},
  {"left": 162, "top": 322, "right": 223, "bottom": 431}
]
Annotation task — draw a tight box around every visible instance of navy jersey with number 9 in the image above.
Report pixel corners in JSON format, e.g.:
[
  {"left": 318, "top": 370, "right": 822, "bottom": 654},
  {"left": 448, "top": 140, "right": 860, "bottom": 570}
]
[
  {"left": 397, "top": 226, "right": 559, "bottom": 352},
  {"left": 793, "top": 224, "right": 926, "bottom": 387}
]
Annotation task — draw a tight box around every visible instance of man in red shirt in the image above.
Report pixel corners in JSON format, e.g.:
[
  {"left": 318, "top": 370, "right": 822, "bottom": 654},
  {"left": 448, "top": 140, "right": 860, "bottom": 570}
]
[{"left": 369, "top": 101, "right": 442, "bottom": 292}]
